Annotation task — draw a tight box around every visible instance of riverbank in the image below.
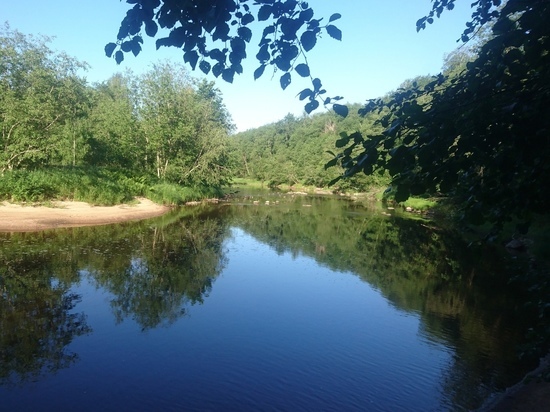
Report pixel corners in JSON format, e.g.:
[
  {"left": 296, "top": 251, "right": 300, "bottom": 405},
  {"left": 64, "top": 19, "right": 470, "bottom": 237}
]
[
  {"left": 478, "top": 353, "right": 550, "bottom": 411},
  {"left": 0, "top": 198, "right": 170, "bottom": 232}
]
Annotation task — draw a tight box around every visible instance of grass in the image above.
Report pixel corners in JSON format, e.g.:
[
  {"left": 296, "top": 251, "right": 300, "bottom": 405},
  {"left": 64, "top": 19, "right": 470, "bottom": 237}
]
[
  {"left": 0, "top": 167, "right": 223, "bottom": 206},
  {"left": 400, "top": 197, "right": 439, "bottom": 211}
]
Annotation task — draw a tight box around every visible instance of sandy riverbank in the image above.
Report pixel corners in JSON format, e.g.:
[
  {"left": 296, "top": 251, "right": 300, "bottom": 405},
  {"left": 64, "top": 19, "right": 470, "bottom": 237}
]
[{"left": 0, "top": 198, "right": 170, "bottom": 232}]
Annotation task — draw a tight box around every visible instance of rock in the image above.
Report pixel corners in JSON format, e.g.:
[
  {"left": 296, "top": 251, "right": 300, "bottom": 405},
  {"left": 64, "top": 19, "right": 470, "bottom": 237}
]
[
  {"left": 505, "top": 239, "right": 525, "bottom": 250},
  {"left": 405, "top": 206, "right": 413, "bottom": 212}
]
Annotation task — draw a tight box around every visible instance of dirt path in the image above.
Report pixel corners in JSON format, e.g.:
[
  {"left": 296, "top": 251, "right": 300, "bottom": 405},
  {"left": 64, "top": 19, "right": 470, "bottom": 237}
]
[{"left": 0, "top": 198, "right": 170, "bottom": 232}]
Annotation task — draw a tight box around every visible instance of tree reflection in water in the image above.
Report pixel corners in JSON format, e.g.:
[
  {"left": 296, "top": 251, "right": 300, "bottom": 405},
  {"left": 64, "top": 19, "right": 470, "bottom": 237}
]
[{"left": 0, "top": 196, "right": 542, "bottom": 409}]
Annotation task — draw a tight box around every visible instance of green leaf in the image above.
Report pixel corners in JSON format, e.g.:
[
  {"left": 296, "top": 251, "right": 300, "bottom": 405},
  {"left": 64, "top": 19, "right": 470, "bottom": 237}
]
[
  {"left": 280, "top": 72, "right": 291, "bottom": 90},
  {"left": 326, "top": 25, "right": 342, "bottom": 41},
  {"left": 295, "top": 63, "right": 310, "bottom": 77},
  {"left": 300, "top": 30, "right": 317, "bottom": 52},
  {"left": 333, "top": 103, "right": 348, "bottom": 118},
  {"left": 329, "top": 13, "right": 342, "bottom": 22},
  {"left": 105, "top": 43, "right": 117, "bottom": 57}
]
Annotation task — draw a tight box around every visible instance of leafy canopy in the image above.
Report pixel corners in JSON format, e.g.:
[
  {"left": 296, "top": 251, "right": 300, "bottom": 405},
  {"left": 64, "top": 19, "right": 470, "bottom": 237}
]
[
  {"left": 108, "top": 0, "right": 343, "bottom": 114},
  {"left": 326, "top": 0, "right": 550, "bottom": 231}
]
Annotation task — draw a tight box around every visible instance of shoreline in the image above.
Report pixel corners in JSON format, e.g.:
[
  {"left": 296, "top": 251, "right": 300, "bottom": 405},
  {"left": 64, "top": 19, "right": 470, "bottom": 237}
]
[
  {"left": 0, "top": 198, "right": 170, "bottom": 232},
  {"left": 477, "top": 353, "right": 550, "bottom": 411}
]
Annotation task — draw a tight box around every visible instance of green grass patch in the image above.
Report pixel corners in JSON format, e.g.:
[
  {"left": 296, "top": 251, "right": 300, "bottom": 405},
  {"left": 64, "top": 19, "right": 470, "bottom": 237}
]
[
  {"left": 401, "top": 197, "right": 438, "bottom": 211},
  {"left": 230, "top": 177, "right": 269, "bottom": 189},
  {"left": 0, "top": 167, "right": 223, "bottom": 206}
]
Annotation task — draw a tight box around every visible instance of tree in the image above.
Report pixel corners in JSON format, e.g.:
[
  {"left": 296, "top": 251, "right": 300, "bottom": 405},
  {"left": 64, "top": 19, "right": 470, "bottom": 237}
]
[
  {"left": 108, "top": 0, "right": 344, "bottom": 114},
  {"left": 0, "top": 24, "right": 89, "bottom": 172},
  {"left": 137, "top": 62, "right": 232, "bottom": 186},
  {"left": 109, "top": 1, "right": 550, "bottom": 229},
  {"left": 87, "top": 73, "right": 143, "bottom": 169}
]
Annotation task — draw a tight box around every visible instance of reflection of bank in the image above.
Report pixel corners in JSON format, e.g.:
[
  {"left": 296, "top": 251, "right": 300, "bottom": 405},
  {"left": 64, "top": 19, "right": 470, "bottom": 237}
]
[
  {"left": 0, "top": 208, "right": 229, "bottom": 383},
  {"left": 229, "top": 192, "right": 540, "bottom": 410},
  {"left": 0, "top": 267, "right": 91, "bottom": 384}
]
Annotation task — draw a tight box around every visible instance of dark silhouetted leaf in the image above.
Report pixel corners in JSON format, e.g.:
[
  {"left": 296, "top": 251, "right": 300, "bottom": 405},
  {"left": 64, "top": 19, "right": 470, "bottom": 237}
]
[
  {"left": 300, "top": 8, "right": 314, "bottom": 22},
  {"left": 280, "top": 72, "right": 291, "bottom": 90},
  {"left": 312, "top": 77, "right": 322, "bottom": 91},
  {"left": 328, "top": 176, "right": 342, "bottom": 186},
  {"left": 184, "top": 50, "right": 199, "bottom": 69},
  {"left": 121, "top": 41, "right": 133, "bottom": 52},
  {"left": 305, "top": 99, "right": 319, "bottom": 114},
  {"left": 241, "top": 13, "right": 255, "bottom": 25},
  {"left": 212, "top": 63, "right": 223, "bottom": 77},
  {"left": 145, "top": 20, "right": 158, "bottom": 37},
  {"left": 115, "top": 50, "right": 124, "bottom": 64},
  {"left": 222, "top": 68, "right": 234, "bottom": 83},
  {"left": 254, "top": 64, "right": 266, "bottom": 80},
  {"left": 131, "top": 41, "right": 141, "bottom": 57},
  {"left": 238, "top": 26, "right": 253, "bottom": 43},
  {"left": 258, "top": 5, "right": 272, "bottom": 21},
  {"left": 105, "top": 43, "right": 117, "bottom": 57},
  {"left": 300, "top": 30, "right": 317, "bottom": 52},
  {"left": 298, "top": 88, "right": 313, "bottom": 100},
  {"left": 329, "top": 13, "right": 342, "bottom": 22},
  {"left": 333, "top": 103, "right": 348, "bottom": 118},
  {"left": 295, "top": 63, "right": 310, "bottom": 77},
  {"left": 325, "top": 157, "right": 339, "bottom": 169},
  {"left": 199, "top": 60, "right": 211, "bottom": 74},
  {"left": 256, "top": 44, "right": 270, "bottom": 62},
  {"left": 326, "top": 25, "right": 342, "bottom": 41}
]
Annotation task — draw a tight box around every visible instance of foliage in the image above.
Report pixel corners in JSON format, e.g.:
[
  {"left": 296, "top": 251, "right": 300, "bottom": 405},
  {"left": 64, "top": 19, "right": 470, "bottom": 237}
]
[
  {"left": 228, "top": 108, "right": 389, "bottom": 192},
  {"left": 0, "top": 24, "right": 89, "bottom": 172},
  {"left": 1, "top": 26, "right": 235, "bottom": 201},
  {"left": 109, "top": 0, "right": 344, "bottom": 114},
  {"left": 325, "top": 1, "right": 550, "bottom": 232}
]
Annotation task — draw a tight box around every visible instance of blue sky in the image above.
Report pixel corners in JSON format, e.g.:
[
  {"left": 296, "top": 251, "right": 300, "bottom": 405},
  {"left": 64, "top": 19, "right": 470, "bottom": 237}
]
[{"left": 2, "top": 1, "right": 474, "bottom": 131}]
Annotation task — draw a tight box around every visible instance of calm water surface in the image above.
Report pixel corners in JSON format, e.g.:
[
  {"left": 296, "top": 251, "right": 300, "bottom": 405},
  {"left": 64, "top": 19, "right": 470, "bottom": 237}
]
[{"left": 0, "top": 193, "right": 536, "bottom": 411}]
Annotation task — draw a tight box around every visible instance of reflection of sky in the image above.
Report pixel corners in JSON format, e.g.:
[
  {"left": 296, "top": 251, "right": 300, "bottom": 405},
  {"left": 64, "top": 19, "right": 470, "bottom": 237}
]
[{"left": 2, "top": 227, "right": 454, "bottom": 411}]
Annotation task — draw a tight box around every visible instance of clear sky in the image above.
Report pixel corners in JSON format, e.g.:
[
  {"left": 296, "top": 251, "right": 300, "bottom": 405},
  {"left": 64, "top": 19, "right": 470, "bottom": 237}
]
[{"left": 1, "top": 0, "right": 474, "bottom": 132}]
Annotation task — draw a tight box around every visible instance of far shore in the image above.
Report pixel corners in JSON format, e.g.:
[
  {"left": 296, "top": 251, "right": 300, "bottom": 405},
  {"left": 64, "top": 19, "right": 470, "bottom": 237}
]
[{"left": 0, "top": 198, "right": 170, "bottom": 232}]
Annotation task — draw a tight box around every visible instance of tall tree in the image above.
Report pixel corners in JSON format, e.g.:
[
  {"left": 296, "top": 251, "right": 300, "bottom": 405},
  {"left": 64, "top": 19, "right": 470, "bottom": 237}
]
[
  {"left": 87, "top": 73, "right": 143, "bottom": 169},
  {"left": 137, "top": 62, "right": 232, "bottom": 186},
  {"left": 0, "top": 24, "right": 89, "bottom": 172}
]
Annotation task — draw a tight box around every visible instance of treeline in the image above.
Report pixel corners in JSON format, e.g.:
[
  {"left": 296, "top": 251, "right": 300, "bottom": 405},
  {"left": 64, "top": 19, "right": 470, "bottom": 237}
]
[
  {"left": 227, "top": 44, "right": 474, "bottom": 194},
  {"left": 0, "top": 25, "right": 233, "bottom": 203},
  {"left": 228, "top": 107, "right": 389, "bottom": 192}
]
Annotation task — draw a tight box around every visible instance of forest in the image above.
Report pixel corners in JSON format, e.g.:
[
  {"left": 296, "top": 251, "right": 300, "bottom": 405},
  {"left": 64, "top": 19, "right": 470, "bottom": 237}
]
[{"left": 0, "top": 25, "right": 233, "bottom": 205}]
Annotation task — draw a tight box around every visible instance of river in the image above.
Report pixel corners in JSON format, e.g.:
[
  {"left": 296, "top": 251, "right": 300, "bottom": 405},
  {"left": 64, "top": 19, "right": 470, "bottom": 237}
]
[{"left": 0, "top": 191, "right": 539, "bottom": 411}]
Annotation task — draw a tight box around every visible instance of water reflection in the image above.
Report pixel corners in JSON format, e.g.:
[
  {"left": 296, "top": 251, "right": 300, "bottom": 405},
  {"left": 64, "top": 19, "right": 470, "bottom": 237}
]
[
  {"left": 0, "top": 195, "right": 537, "bottom": 410},
  {"left": 0, "top": 240, "right": 90, "bottom": 384}
]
